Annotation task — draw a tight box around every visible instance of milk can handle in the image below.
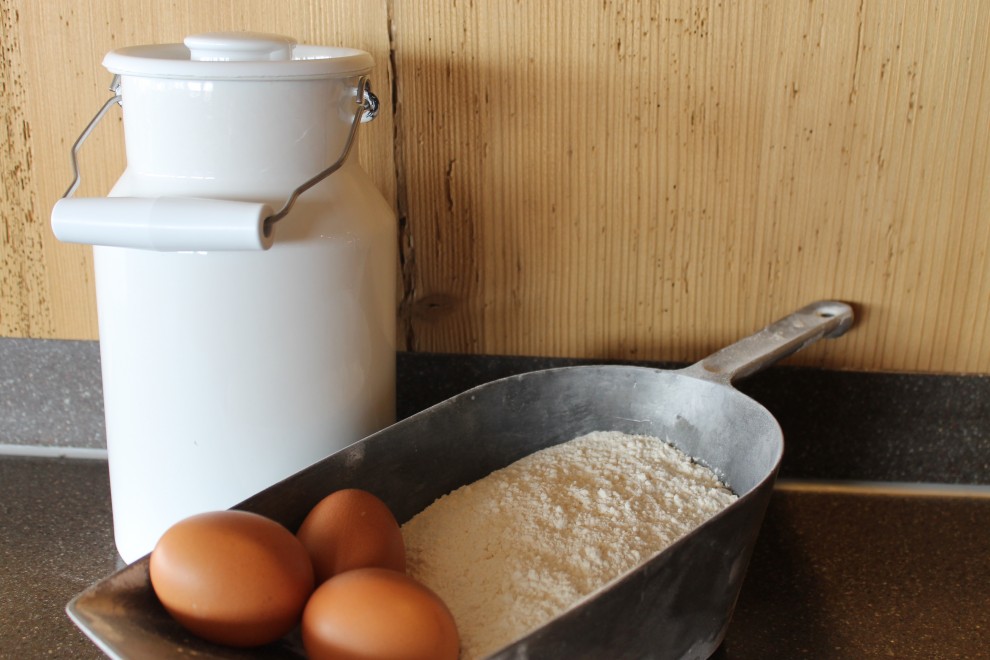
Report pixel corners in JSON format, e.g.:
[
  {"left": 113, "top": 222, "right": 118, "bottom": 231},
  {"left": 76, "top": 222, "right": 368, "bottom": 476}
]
[{"left": 60, "top": 74, "right": 380, "bottom": 239}]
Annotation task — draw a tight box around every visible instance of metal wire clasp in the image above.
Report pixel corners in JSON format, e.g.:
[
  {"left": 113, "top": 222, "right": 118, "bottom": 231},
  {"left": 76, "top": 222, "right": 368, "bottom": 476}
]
[
  {"left": 63, "top": 75, "right": 122, "bottom": 199},
  {"left": 262, "top": 77, "right": 378, "bottom": 237},
  {"left": 61, "top": 74, "right": 380, "bottom": 238}
]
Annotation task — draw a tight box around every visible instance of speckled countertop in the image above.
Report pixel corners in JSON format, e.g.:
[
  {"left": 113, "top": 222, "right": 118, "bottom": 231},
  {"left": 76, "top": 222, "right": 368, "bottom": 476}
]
[{"left": 2, "top": 345, "right": 989, "bottom": 659}]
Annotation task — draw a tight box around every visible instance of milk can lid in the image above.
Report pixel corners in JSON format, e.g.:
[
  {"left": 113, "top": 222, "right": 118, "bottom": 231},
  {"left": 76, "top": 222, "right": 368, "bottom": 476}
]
[{"left": 103, "top": 31, "right": 374, "bottom": 80}]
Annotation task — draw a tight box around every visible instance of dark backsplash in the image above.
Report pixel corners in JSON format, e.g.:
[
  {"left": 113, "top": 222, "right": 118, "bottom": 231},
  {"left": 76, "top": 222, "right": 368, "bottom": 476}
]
[
  {"left": 397, "top": 352, "right": 990, "bottom": 485},
  {"left": 3, "top": 337, "right": 987, "bottom": 485}
]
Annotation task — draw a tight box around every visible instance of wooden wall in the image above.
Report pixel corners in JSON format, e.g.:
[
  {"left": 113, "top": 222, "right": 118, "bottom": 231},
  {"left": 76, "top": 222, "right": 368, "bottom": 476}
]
[{"left": 3, "top": 0, "right": 989, "bottom": 373}]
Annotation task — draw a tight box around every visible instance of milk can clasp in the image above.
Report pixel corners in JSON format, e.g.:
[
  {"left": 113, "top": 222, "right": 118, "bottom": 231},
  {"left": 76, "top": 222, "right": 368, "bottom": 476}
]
[
  {"left": 62, "top": 75, "right": 123, "bottom": 199},
  {"left": 61, "top": 74, "right": 380, "bottom": 239}
]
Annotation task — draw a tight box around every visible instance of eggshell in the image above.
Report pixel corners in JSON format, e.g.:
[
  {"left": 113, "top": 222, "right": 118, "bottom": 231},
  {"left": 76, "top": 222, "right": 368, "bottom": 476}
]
[
  {"left": 296, "top": 488, "right": 405, "bottom": 584},
  {"left": 302, "top": 568, "right": 460, "bottom": 660},
  {"left": 149, "top": 510, "right": 314, "bottom": 647}
]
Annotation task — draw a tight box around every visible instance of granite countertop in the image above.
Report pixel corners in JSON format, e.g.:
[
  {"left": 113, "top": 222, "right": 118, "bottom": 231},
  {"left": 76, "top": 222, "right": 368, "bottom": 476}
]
[{"left": 2, "top": 350, "right": 989, "bottom": 658}]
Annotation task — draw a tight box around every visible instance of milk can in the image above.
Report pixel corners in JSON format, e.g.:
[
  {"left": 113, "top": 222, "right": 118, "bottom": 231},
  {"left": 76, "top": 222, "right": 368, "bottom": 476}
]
[{"left": 51, "top": 32, "right": 396, "bottom": 563}]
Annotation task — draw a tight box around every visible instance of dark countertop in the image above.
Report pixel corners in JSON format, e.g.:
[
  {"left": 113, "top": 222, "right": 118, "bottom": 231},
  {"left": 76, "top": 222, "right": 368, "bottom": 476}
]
[
  {"left": 3, "top": 352, "right": 989, "bottom": 658},
  {"left": 3, "top": 457, "right": 987, "bottom": 659},
  {"left": 1, "top": 456, "right": 118, "bottom": 657},
  {"left": 721, "top": 485, "right": 990, "bottom": 659}
]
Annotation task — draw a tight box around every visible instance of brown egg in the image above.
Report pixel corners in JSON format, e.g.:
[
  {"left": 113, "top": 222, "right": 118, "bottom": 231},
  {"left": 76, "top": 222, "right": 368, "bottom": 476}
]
[
  {"left": 302, "top": 567, "right": 460, "bottom": 660},
  {"left": 149, "top": 510, "right": 314, "bottom": 647},
  {"left": 296, "top": 488, "right": 405, "bottom": 584}
]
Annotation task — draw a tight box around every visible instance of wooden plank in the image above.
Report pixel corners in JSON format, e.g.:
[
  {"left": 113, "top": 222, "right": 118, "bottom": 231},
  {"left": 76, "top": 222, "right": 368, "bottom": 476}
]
[
  {"left": 2, "top": 0, "right": 57, "bottom": 337},
  {"left": 3, "top": 0, "right": 989, "bottom": 373},
  {"left": 391, "top": 0, "right": 990, "bottom": 371}
]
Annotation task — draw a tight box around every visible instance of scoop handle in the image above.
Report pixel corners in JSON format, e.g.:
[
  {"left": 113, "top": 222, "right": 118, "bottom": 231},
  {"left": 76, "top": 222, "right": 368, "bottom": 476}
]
[
  {"left": 680, "top": 301, "right": 855, "bottom": 385},
  {"left": 52, "top": 197, "right": 274, "bottom": 251}
]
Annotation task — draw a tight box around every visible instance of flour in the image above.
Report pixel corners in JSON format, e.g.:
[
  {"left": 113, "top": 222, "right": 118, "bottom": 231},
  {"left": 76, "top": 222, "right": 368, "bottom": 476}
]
[{"left": 400, "top": 430, "right": 737, "bottom": 659}]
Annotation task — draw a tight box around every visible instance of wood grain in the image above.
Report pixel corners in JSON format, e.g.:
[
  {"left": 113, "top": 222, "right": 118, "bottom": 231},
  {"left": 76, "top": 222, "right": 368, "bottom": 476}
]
[
  {"left": 2, "top": 0, "right": 989, "bottom": 373},
  {"left": 391, "top": 0, "right": 990, "bottom": 371}
]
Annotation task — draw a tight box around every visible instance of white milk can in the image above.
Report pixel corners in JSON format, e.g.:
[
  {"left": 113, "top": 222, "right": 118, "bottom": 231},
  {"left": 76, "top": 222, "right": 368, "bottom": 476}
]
[{"left": 51, "top": 32, "right": 396, "bottom": 563}]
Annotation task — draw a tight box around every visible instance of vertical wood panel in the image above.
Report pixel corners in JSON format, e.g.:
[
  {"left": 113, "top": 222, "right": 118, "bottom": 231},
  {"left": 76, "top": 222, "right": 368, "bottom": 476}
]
[
  {"left": 2, "top": 0, "right": 55, "bottom": 336},
  {"left": 3, "top": 0, "right": 990, "bottom": 373},
  {"left": 392, "top": 0, "right": 990, "bottom": 371}
]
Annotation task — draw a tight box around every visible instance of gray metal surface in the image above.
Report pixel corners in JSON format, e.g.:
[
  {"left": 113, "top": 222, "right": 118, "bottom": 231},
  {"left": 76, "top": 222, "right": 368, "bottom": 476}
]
[{"left": 67, "top": 301, "right": 854, "bottom": 659}]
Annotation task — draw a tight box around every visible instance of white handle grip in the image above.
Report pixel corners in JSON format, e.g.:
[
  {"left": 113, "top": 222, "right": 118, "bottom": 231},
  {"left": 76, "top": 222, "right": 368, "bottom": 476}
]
[{"left": 51, "top": 197, "right": 275, "bottom": 251}]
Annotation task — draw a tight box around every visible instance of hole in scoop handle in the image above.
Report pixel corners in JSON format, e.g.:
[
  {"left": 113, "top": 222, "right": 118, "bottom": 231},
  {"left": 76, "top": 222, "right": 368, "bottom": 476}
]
[{"left": 681, "top": 301, "right": 855, "bottom": 385}]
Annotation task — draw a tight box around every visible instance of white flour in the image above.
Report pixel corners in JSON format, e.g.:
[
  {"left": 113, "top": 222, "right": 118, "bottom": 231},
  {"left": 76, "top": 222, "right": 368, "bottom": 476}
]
[{"left": 401, "top": 430, "right": 737, "bottom": 659}]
